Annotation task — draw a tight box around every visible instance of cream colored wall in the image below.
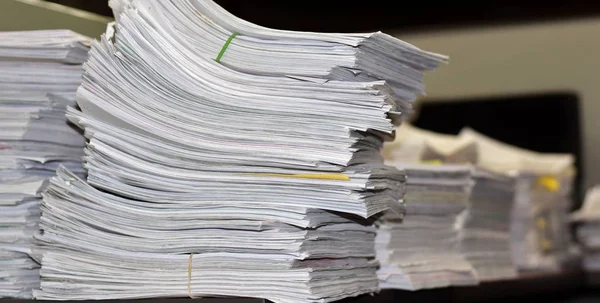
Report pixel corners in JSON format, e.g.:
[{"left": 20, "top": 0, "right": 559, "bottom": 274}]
[
  {"left": 0, "top": 0, "right": 111, "bottom": 38},
  {"left": 395, "top": 19, "right": 600, "bottom": 189}
]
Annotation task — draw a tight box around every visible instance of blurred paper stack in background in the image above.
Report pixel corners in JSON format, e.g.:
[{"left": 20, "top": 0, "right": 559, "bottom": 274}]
[
  {"left": 383, "top": 123, "right": 577, "bottom": 282},
  {"left": 459, "top": 168, "right": 518, "bottom": 281},
  {"left": 376, "top": 163, "right": 478, "bottom": 289},
  {"left": 459, "top": 129, "right": 577, "bottom": 273},
  {"left": 0, "top": 30, "right": 89, "bottom": 298},
  {"left": 571, "top": 186, "right": 600, "bottom": 272},
  {"left": 511, "top": 172, "right": 576, "bottom": 272}
]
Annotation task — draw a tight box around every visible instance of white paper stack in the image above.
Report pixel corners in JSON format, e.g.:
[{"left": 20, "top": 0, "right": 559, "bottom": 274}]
[
  {"left": 460, "top": 168, "right": 518, "bottom": 281},
  {"left": 32, "top": 1, "right": 446, "bottom": 302},
  {"left": 571, "top": 186, "right": 600, "bottom": 271},
  {"left": 376, "top": 163, "right": 478, "bottom": 290},
  {"left": 0, "top": 30, "right": 90, "bottom": 298}
]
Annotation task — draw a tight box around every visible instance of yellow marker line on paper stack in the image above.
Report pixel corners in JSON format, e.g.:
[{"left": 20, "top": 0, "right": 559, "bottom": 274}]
[{"left": 420, "top": 159, "right": 443, "bottom": 165}]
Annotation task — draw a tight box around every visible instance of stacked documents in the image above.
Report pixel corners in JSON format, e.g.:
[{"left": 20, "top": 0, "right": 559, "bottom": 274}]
[
  {"left": 33, "top": 1, "right": 446, "bottom": 302},
  {"left": 376, "top": 163, "right": 478, "bottom": 290},
  {"left": 511, "top": 173, "right": 575, "bottom": 271},
  {"left": 460, "top": 168, "right": 518, "bottom": 281},
  {"left": 383, "top": 125, "right": 519, "bottom": 281},
  {"left": 571, "top": 186, "right": 600, "bottom": 271},
  {"left": 0, "top": 30, "right": 89, "bottom": 298},
  {"left": 385, "top": 124, "right": 577, "bottom": 274},
  {"left": 459, "top": 128, "right": 577, "bottom": 272},
  {"left": 108, "top": 0, "right": 447, "bottom": 106}
]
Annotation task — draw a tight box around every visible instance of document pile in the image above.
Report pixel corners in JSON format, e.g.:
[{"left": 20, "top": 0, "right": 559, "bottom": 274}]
[
  {"left": 376, "top": 163, "right": 478, "bottom": 290},
  {"left": 571, "top": 186, "right": 600, "bottom": 271},
  {"left": 384, "top": 124, "right": 577, "bottom": 277},
  {"left": 459, "top": 129, "right": 577, "bottom": 272},
  {"left": 33, "top": 1, "right": 447, "bottom": 302},
  {"left": 382, "top": 125, "right": 518, "bottom": 281},
  {"left": 511, "top": 173, "right": 576, "bottom": 271},
  {"left": 460, "top": 168, "right": 518, "bottom": 281},
  {"left": 0, "top": 30, "right": 89, "bottom": 298}
]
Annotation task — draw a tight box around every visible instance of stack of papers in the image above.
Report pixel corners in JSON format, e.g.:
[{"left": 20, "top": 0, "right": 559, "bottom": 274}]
[
  {"left": 383, "top": 124, "right": 578, "bottom": 273},
  {"left": 570, "top": 187, "right": 600, "bottom": 271},
  {"left": 33, "top": 1, "right": 446, "bottom": 302},
  {"left": 511, "top": 173, "right": 574, "bottom": 271},
  {"left": 376, "top": 163, "right": 478, "bottom": 290},
  {"left": 108, "top": 0, "right": 447, "bottom": 106},
  {"left": 0, "top": 30, "right": 90, "bottom": 298},
  {"left": 382, "top": 125, "right": 517, "bottom": 282},
  {"left": 460, "top": 168, "right": 518, "bottom": 281},
  {"left": 459, "top": 129, "right": 577, "bottom": 272}
]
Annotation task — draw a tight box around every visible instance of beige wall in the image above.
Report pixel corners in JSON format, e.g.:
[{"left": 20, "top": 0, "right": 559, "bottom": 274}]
[
  {"left": 395, "top": 19, "right": 600, "bottom": 189},
  {"left": 0, "top": 0, "right": 111, "bottom": 38}
]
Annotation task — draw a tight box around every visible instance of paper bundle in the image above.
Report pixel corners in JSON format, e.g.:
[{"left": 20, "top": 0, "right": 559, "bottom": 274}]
[
  {"left": 376, "top": 163, "right": 478, "bottom": 290},
  {"left": 382, "top": 125, "right": 518, "bottom": 281},
  {"left": 460, "top": 168, "right": 518, "bottom": 281},
  {"left": 33, "top": 1, "right": 446, "bottom": 302},
  {"left": 108, "top": 0, "right": 447, "bottom": 106},
  {"left": 384, "top": 124, "right": 577, "bottom": 274},
  {"left": 459, "top": 129, "right": 577, "bottom": 272},
  {"left": 511, "top": 173, "right": 575, "bottom": 272},
  {"left": 571, "top": 186, "right": 600, "bottom": 271},
  {"left": 0, "top": 30, "right": 90, "bottom": 298}
]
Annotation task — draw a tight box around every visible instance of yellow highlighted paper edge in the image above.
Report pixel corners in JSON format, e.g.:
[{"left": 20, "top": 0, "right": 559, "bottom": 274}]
[
  {"left": 419, "top": 159, "right": 443, "bottom": 165},
  {"left": 537, "top": 175, "right": 560, "bottom": 192}
]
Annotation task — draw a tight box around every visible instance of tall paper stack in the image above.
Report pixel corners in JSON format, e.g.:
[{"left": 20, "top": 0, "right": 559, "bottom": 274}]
[
  {"left": 32, "top": 1, "right": 447, "bottom": 302},
  {"left": 0, "top": 30, "right": 89, "bottom": 298},
  {"left": 376, "top": 164, "right": 478, "bottom": 289}
]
